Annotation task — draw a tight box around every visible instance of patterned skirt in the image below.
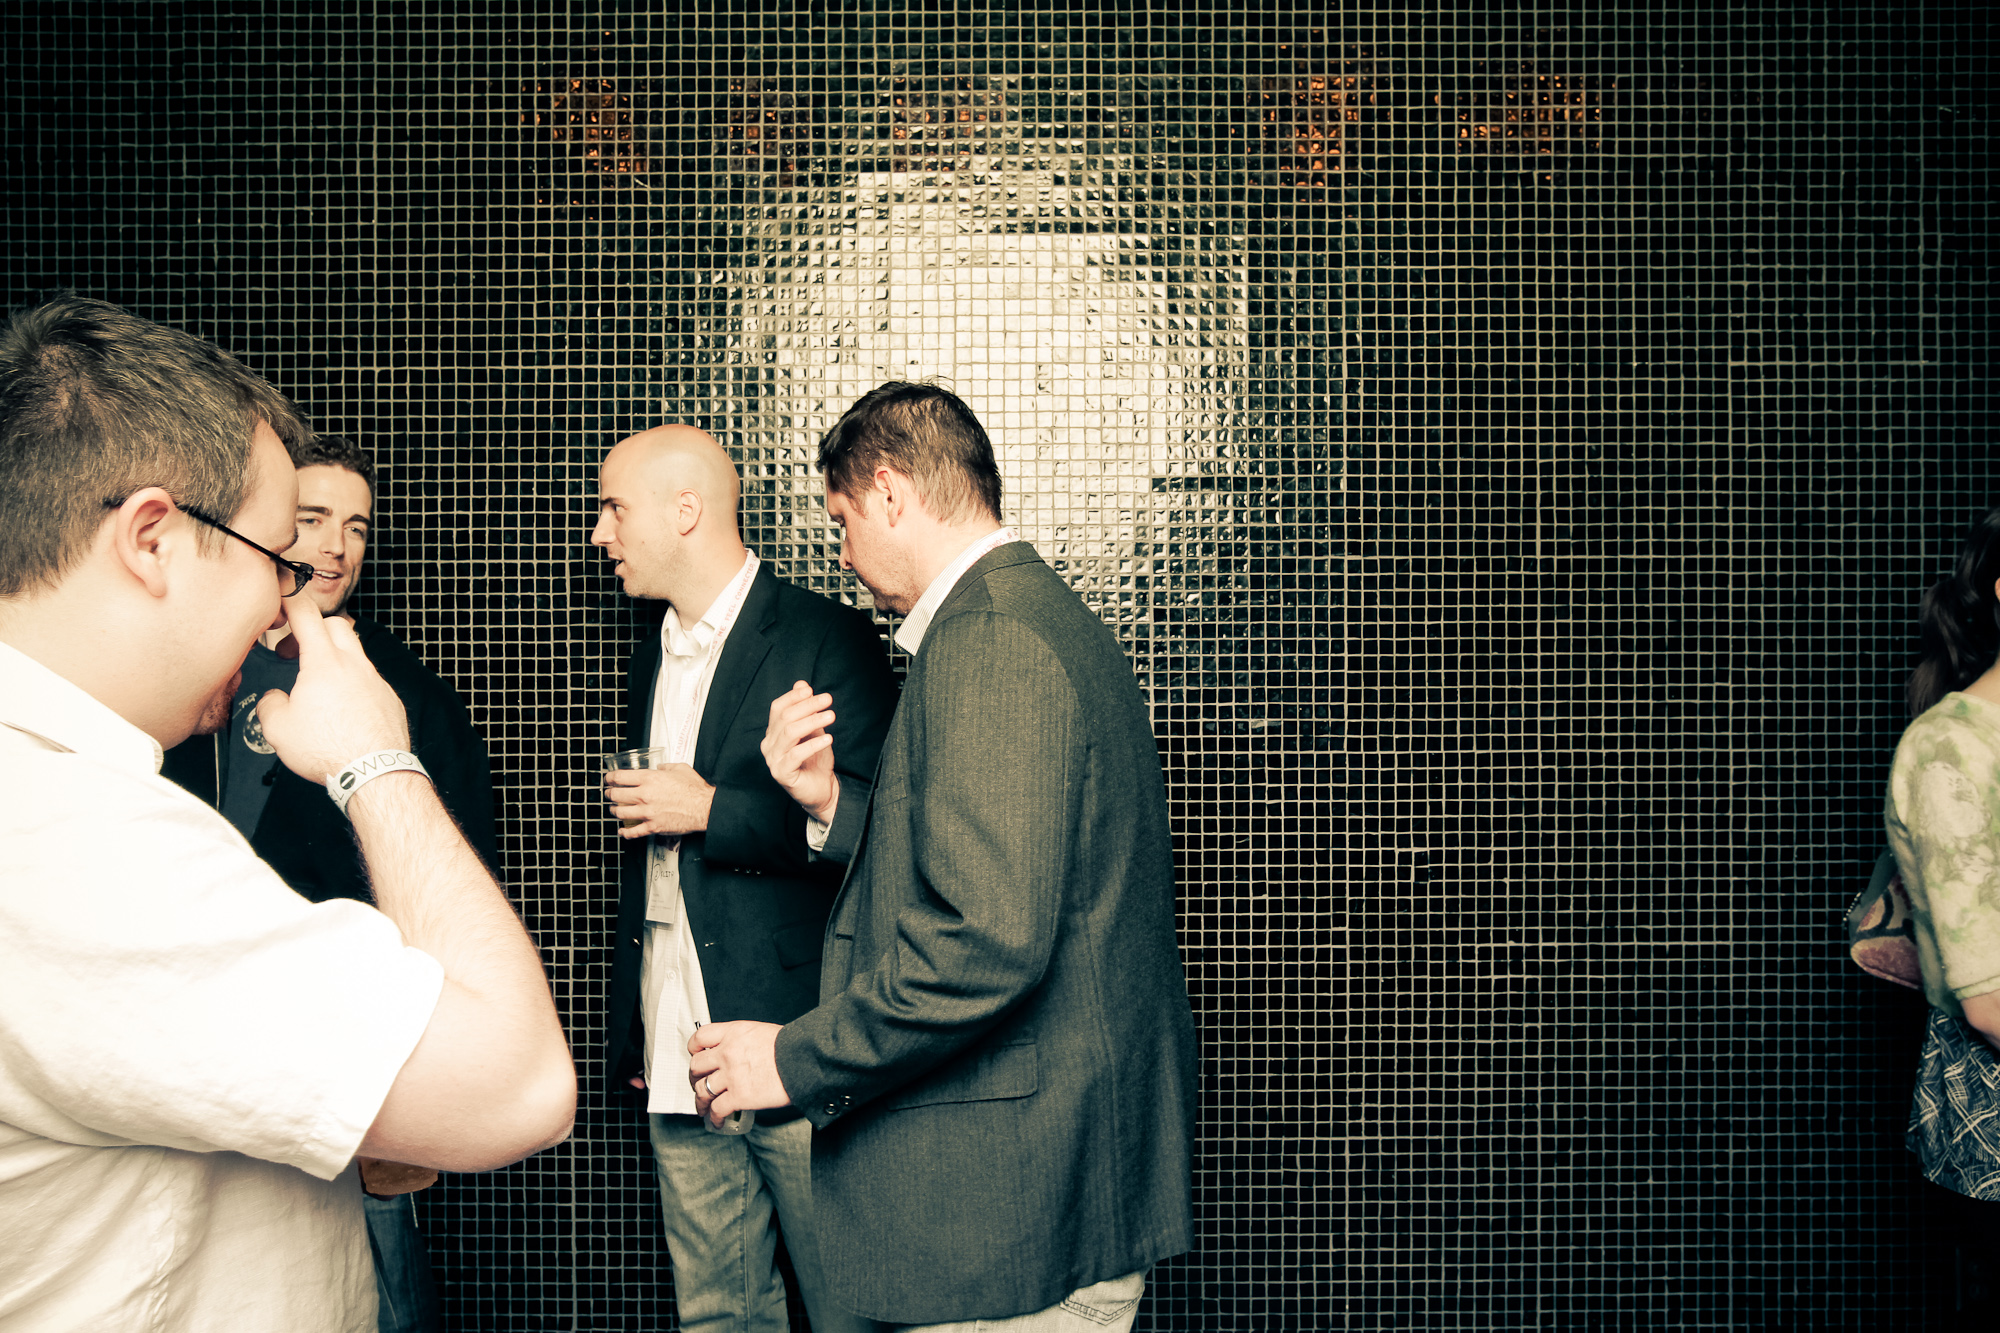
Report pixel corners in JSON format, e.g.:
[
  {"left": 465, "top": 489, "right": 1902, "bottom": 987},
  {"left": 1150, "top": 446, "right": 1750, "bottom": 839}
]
[{"left": 1911, "top": 1006, "right": 2000, "bottom": 1199}]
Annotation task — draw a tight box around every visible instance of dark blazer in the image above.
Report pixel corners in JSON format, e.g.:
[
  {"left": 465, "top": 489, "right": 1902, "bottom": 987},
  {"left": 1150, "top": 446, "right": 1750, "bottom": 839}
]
[
  {"left": 602, "top": 564, "right": 898, "bottom": 1099},
  {"left": 774, "top": 542, "right": 1198, "bottom": 1325},
  {"left": 162, "top": 617, "right": 499, "bottom": 899}
]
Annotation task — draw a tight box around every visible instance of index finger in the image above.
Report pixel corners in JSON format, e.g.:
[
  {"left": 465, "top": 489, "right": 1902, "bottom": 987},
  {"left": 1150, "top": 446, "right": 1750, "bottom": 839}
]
[
  {"left": 768, "top": 680, "right": 813, "bottom": 721},
  {"left": 281, "top": 590, "right": 327, "bottom": 641},
  {"left": 280, "top": 592, "right": 360, "bottom": 660}
]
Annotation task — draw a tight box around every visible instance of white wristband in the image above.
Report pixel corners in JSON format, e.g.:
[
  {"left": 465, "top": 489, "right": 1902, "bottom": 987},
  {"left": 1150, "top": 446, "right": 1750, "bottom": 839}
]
[{"left": 326, "top": 749, "right": 431, "bottom": 816}]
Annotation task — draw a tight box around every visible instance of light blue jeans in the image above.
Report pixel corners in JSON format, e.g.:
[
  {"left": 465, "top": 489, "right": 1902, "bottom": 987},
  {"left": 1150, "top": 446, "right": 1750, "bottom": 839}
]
[
  {"left": 892, "top": 1272, "right": 1147, "bottom": 1333},
  {"left": 648, "top": 1111, "right": 886, "bottom": 1333},
  {"left": 362, "top": 1192, "right": 439, "bottom": 1333}
]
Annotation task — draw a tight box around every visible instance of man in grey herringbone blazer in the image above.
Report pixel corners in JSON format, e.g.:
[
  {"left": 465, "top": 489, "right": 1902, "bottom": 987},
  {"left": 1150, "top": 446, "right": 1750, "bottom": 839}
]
[{"left": 692, "top": 383, "right": 1198, "bottom": 1331}]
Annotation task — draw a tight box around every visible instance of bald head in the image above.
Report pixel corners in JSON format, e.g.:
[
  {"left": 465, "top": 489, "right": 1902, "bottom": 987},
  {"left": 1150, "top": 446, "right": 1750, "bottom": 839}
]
[
  {"left": 608, "top": 425, "right": 741, "bottom": 537},
  {"left": 592, "top": 425, "right": 748, "bottom": 611}
]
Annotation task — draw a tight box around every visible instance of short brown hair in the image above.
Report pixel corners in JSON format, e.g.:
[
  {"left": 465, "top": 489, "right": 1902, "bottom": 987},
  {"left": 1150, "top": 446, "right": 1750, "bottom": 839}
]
[
  {"left": 816, "top": 382, "right": 1002, "bottom": 525},
  {"left": 0, "top": 292, "right": 307, "bottom": 597},
  {"left": 294, "top": 433, "right": 377, "bottom": 510}
]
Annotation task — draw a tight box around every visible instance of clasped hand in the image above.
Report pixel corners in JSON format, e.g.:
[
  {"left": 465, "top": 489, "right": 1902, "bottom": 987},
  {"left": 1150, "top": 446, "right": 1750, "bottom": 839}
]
[{"left": 603, "top": 763, "right": 715, "bottom": 839}]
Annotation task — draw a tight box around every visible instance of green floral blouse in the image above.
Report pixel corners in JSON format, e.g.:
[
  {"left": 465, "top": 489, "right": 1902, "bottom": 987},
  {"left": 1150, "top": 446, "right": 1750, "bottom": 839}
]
[{"left": 1886, "top": 692, "right": 2000, "bottom": 1017}]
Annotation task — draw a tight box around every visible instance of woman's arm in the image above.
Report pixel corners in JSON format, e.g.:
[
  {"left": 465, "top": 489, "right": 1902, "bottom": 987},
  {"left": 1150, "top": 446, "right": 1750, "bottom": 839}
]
[{"left": 1964, "top": 991, "right": 2000, "bottom": 1053}]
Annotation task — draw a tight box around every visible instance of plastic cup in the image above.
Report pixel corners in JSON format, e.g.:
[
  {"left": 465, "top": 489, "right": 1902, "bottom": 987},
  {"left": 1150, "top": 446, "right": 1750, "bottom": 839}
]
[{"left": 603, "top": 746, "right": 668, "bottom": 828}]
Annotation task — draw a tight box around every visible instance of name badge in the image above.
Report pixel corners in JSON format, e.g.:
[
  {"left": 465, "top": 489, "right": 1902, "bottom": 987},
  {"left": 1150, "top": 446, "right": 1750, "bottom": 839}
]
[{"left": 645, "top": 838, "right": 681, "bottom": 925}]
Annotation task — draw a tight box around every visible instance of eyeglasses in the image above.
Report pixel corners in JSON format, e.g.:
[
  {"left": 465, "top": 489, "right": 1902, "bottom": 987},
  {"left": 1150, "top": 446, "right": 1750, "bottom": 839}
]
[{"left": 101, "top": 496, "right": 317, "bottom": 597}]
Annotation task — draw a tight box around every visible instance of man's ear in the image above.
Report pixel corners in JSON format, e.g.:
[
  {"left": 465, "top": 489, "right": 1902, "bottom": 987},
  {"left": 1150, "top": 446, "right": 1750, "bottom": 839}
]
[
  {"left": 875, "top": 467, "right": 908, "bottom": 526},
  {"left": 675, "top": 486, "right": 704, "bottom": 537},
  {"left": 108, "top": 488, "right": 181, "bottom": 599}
]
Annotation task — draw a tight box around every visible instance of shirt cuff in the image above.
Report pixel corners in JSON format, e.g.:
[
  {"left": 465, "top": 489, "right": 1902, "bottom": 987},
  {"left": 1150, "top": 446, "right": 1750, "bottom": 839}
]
[{"left": 806, "top": 816, "right": 831, "bottom": 852}]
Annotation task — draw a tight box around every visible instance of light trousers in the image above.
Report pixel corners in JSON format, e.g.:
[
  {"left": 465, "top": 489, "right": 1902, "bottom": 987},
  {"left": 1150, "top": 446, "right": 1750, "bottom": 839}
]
[
  {"left": 648, "top": 1111, "right": 885, "bottom": 1333},
  {"left": 891, "top": 1271, "right": 1147, "bottom": 1333}
]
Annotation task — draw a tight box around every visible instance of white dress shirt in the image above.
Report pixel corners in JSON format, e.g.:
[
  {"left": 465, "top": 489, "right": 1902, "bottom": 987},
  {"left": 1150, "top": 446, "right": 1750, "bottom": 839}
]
[
  {"left": 0, "top": 640, "right": 444, "bottom": 1332},
  {"left": 895, "top": 526, "right": 1019, "bottom": 655},
  {"left": 641, "top": 550, "right": 760, "bottom": 1115}
]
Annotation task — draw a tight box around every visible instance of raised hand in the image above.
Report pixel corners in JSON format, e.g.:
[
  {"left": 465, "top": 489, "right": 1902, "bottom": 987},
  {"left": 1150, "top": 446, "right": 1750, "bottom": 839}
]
[
  {"left": 256, "top": 596, "right": 412, "bottom": 784},
  {"left": 760, "top": 680, "right": 840, "bottom": 825}
]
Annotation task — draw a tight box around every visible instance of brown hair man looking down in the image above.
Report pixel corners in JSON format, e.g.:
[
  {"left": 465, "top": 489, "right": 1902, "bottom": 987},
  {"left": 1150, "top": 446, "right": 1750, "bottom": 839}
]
[
  {"left": 691, "top": 382, "right": 1197, "bottom": 1331},
  {"left": 160, "top": 430, "right": 501, "bottom": 1333}
]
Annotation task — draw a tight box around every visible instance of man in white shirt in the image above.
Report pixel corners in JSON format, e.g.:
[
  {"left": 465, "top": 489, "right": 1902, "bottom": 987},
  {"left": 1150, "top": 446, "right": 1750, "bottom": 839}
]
[
  {"left": 161, "top": 435, "right": 498, "bottom": 1333},
  {"left": 593, "top": 424, "right": 897, "bottom": 1333},
  {"left": 0, "top": 292, "right": 575, "bottom": 1331}
]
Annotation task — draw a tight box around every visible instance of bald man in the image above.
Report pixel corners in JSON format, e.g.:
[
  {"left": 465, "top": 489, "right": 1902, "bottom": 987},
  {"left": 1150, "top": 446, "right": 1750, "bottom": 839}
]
[{"left": 593, "top": 426, "right": 898, "bottom": 1333}]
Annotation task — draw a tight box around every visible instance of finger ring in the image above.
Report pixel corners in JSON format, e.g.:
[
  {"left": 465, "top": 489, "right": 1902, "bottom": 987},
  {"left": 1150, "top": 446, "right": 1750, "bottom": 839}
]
[{"left": 703, "top": 1075, "right": 715, "bottom": 1098}]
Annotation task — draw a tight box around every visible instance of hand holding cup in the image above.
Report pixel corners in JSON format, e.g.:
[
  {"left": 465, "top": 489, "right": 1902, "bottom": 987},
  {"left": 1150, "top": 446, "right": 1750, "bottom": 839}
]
[{"left": 602, "top": 748, "right": 715, "bottom": 839}]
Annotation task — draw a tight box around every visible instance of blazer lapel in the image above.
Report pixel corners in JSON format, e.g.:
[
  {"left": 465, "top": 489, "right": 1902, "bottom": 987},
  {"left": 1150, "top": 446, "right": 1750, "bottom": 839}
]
[
  {"left": 626, "top": 632, "right": 662, "bottom": 751},
  {"left": 692, "top": 565, "right": 779, "bottom": 775},
  {"left": 820, "top": 773, "right": 878, "bottom": 990}
]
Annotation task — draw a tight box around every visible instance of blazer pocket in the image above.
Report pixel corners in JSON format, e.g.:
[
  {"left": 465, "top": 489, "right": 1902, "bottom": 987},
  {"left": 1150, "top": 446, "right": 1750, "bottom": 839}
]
[
  {"left": 881, "top": 1039, "right": 1038, "bottom": 1112},
  {"left": 772, "top": 920, "right": 824, "bottom": 971}
]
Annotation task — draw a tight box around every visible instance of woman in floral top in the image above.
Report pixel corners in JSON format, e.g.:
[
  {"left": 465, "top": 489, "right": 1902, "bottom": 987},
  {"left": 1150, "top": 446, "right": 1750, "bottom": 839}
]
[{"left": 1886, "top": 508, "right": 2000, "bottom": 1314}]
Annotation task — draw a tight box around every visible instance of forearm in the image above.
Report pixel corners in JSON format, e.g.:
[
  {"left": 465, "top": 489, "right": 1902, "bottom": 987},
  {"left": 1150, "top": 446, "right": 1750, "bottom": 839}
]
[
  {"left": 1964, "top": 989, "right": 2000, "bottom": 1053},
  {"left": 348, "top": 771, "right": 574, "bottom": 1169},
  {"left": 775, "top": 931, "right": 1038, "bottom": 1121},
  {"left": 776, "top": 975, "right": 1041, "bottom": 1128},
  {"left": 816, "top": 773, "right": 872, "bottom": 865},
  {"left": 350, "top": 772, "right": 530, "bottom": 985}
]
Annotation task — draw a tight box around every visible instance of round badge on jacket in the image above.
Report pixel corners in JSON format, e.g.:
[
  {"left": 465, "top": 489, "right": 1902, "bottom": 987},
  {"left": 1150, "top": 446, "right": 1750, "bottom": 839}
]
[{"left": 238, "top": 695, "right": 276, "bottom": 756}]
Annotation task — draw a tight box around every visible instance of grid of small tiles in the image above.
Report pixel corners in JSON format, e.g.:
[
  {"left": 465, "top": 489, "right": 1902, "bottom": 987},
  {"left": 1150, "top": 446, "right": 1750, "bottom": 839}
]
[{"left": 2, "top": 1, "right": 1992, "bottom": 1328}]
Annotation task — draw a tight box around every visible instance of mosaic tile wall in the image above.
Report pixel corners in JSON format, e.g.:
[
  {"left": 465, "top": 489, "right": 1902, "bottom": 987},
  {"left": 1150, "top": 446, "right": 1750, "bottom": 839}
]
[{"left": 2, "top": 1, "right": 1992, "bottom": 1327}]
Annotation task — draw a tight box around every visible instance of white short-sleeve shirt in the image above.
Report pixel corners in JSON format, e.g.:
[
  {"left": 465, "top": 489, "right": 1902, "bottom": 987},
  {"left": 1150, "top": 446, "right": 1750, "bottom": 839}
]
[{"left": 0, "top": 641, "right": 445, "bottom": 1331}]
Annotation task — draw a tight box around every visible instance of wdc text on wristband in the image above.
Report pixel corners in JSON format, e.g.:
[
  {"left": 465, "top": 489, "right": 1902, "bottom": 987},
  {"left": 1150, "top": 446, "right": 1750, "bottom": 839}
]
[{"left": 326, "top": 749, "right": 432, "bottom": 816}]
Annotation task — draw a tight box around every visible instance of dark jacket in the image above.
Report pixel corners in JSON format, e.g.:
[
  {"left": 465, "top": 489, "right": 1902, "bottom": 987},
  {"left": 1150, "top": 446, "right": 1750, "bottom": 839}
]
[
  {"left": 774, "top": 543, "right": 1199, "bottom": 1324},
  {"left": 161, "top": 617, "right": 499, "bottom": 900},
  {"left": 602, "top": 564, "right": 899, "bottom": 1096}
]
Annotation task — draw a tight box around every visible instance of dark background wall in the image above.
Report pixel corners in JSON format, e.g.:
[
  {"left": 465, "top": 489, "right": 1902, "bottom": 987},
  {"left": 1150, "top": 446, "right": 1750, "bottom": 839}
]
[{"left": 2, "top": 2, "right": 1991, "bottom": 1328}]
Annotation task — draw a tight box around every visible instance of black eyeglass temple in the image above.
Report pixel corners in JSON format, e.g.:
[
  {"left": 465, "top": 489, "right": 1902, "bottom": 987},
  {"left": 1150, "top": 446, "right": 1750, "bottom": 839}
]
[{"left": 105, "top": 495, "right": 313, "bottom": 596}]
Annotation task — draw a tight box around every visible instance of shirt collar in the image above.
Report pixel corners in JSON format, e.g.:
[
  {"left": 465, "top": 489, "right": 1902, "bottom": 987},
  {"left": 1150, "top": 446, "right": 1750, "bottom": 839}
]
[
  {"left": 894, "top": 527, "right": 1018, "bottom": 656},
  {"left": 661, "top": 549, "right": 760, "bottom": 659},
  {"left": 0, "top": 638, "right": 166, "bottom": 774}
]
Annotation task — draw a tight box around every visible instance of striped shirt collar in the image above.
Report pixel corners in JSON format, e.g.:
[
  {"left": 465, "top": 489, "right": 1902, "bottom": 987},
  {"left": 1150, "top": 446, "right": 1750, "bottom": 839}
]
[{"left": 893, "top": 526, "right": 1018, "bottom": 656}]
